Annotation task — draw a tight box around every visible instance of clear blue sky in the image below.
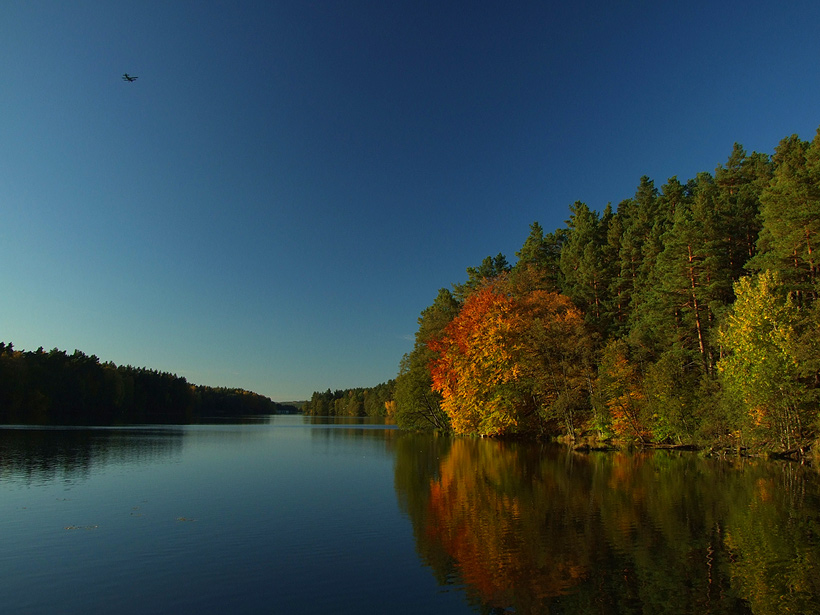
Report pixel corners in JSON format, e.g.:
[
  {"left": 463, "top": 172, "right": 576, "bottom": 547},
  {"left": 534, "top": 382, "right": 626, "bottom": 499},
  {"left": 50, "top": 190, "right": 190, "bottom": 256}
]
[{"left": 3, "top": 1, "right": 819, "bottom": 401}]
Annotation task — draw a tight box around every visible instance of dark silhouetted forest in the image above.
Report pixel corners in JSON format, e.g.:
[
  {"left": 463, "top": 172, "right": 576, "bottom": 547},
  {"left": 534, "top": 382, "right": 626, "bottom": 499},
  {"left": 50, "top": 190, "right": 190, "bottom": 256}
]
[{"left": 0, "top": 343, "right": 297, "bottom": 424}]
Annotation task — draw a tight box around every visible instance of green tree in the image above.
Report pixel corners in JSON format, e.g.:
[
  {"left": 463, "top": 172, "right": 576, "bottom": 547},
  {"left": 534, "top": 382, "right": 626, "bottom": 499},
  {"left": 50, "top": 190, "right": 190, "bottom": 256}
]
[
  {"left": 394, "top": 288, "right": 460, "bottom": 431},
  {"left": 453, "top": 253, "right": 511, "bottom": 301},
  {"left": 560, "top": 201, "right": 611, "bottom": 333},
  {"left": 607, "top": 176, "right": 666, "bottom": 338},
  {"left": 750, "top": 130, "right": 820, "bottom": 301},
  {"left": 514, "top": 221, "right": 565, "bottom": 289},
  {"left": 602, "top": 206, "right": 629, "bottom": 335},
  {"left": 636, "top": 178, "right": 715, "bottom": 372},
  {"left": 714, "top": 143, "right": 771, "bottom": 279}
]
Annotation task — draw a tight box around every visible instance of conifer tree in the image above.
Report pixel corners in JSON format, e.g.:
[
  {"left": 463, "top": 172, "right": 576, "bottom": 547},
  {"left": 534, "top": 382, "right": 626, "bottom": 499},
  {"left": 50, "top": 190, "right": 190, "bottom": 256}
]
[
  {"left": 560, "top": 202, "right": 610, "bottom": 333},
  {"left": 603, "top": 207, "right": 629, "bottom": 335},
  {"left": 453, "top": 253, "right": 511, "bottom": 301},
  {"left": 750, "top": 131, "right": 820, "bottom": 301},
  {"left": 515, "top": 221, "right": 565, "bottom": 289},
  {"left": 714, "top": 144, "right": 771, "bottom": 278},
  {"left": 611, "top": 177, "right": 663, "bottom": 331}
]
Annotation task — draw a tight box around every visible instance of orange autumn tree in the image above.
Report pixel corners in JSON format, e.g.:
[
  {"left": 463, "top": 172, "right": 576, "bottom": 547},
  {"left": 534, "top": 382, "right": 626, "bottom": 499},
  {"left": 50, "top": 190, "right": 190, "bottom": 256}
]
[
  {"left": 596, "top": 340, "right": 651, "bottom": 442},
  {"left": 429, "top": 286, "right": 519, "bottom": 435},
  {"left": 429, "top": 281, "right": 594, "bottom": 437}
]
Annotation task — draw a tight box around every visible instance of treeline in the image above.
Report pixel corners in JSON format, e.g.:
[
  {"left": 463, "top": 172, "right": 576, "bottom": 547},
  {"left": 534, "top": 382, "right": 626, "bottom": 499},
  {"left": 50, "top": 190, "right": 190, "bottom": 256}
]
[
  {"left": 0, "top": 343, "right": 298, "bottom": 424},
  {"left": 302, "top": 381, "right": 396, "bottom": 418},
  {"left": 394, "top": 128, "right": 820, "bottom": 454}
]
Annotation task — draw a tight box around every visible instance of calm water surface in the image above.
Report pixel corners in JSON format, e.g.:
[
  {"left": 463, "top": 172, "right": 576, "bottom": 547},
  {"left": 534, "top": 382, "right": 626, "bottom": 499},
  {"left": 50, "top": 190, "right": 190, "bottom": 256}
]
[{"left": 2, "top": 416, "right": 819, "bottom": 614}]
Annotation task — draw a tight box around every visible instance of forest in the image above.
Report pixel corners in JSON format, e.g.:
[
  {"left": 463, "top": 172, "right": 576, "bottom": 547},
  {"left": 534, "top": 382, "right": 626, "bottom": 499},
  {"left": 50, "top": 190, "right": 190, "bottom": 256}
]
[
  {"left": 0, "top": 342, "right": 297, "bottom": 424},
  {"left": 380, "top": 128, "right": 820, "bottom": 455},
  {"left": 301, "top": 381, "right": 396, "bottom": 419}
]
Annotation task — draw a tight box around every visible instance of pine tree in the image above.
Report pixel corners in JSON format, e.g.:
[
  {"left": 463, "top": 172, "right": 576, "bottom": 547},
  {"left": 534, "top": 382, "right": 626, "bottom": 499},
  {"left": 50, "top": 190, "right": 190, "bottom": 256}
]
[
  {"left": 610, "top": 177, "right": 664, "bottom": 334},
  {"left": 560, "top": 202, "right": 610, "bottom": 333},
  {"left": 515, "top": 221, "right": 565, "bottom": 289},
  {"left": 603, "top": 206, "right": 629, "bottom": 335},
  {"left": 750, "top": 130, "right": 820, "bottom": 301},
  {"left": 453, "top": 253, "right": 511, "bottom": 301},
  {"left": 714, "top": 143, "right": 771, "bottom": 279}
]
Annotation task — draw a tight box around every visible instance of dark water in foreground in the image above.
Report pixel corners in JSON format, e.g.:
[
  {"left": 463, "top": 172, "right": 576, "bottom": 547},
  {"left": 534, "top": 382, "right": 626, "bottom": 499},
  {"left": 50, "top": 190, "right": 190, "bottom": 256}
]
[{"left": 1, "top": 417, "right": 819, "bottom": 614}]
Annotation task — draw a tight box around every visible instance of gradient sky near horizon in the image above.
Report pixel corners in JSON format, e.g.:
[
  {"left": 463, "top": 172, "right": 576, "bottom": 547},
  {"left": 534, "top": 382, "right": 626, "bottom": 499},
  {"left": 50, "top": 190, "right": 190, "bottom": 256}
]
[{"left": 3, "top": 1, "right": 820, "bottom": 401}]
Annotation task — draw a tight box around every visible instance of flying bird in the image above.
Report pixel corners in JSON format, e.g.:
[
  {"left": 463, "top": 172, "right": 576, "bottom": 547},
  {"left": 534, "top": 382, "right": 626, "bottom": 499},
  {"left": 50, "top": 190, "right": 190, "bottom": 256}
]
[{"left": 122, "top": 73, "right": 138, "bottom": 82}]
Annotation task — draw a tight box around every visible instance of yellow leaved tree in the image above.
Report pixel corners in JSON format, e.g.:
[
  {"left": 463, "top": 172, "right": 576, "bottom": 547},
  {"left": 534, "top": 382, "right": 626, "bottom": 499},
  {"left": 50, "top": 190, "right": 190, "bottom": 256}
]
[{"left": 717, "top": 271, "right": 815, "bottom": 450}]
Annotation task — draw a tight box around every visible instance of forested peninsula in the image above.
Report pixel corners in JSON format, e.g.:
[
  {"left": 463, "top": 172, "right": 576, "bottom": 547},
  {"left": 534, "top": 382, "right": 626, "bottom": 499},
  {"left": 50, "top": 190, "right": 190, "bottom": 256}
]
[
  {"left": 306, "top": 128, "right": 820, "bottom": 457},
  {"left": 0, "top": 343, "right": 297, "bottom": 425}
]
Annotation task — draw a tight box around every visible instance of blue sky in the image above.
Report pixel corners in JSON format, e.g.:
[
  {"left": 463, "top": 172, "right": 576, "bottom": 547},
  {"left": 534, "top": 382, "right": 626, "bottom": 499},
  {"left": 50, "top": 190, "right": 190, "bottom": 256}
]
[{"left": 3, "top": 1, "right": 820, "bottom": 401}]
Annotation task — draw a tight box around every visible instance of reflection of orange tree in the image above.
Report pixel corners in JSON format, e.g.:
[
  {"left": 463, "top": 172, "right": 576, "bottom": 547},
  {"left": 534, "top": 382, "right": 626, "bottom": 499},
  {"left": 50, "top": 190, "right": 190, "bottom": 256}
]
[
  {"left": 396, "top": 430, "right": 820, "bottom": 613},
  {"left": 411, "top": 439, "right": 784, "bottom": 614},
  {"left": 425, "top": 439, "right": 592, "bottom": 611}
]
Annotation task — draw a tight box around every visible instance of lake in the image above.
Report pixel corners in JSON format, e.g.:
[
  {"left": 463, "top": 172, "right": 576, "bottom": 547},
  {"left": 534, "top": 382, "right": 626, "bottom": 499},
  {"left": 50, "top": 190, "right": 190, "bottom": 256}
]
[{"left": 1, "top": 416, "right": 819, "bottom": 614}]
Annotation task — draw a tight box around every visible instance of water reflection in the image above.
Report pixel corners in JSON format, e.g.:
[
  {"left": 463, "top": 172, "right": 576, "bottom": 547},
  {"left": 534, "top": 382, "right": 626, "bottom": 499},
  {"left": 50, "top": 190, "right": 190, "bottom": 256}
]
[
  {"left": 1, "top": 418, "right": 456, "bottom": 615},
  {"left": 300, "top": 414, "right": 398, "bottom": 428},
  {"left": 394, "top": 436, "right": 820, "bottom": 614},
  {"left": 0, "top": 426, "right": 183, "bottom": 485},
  {"left": 0, "top": 418, "right": 398, "bottom": 487}
]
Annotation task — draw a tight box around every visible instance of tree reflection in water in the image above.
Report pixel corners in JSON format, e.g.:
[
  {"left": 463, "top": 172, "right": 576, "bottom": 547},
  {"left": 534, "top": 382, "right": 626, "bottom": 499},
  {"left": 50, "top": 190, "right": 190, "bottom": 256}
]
[{"left": 394, "top": 435, "right": 820, "bottom": 614}]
